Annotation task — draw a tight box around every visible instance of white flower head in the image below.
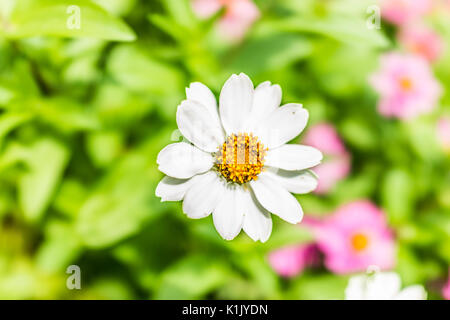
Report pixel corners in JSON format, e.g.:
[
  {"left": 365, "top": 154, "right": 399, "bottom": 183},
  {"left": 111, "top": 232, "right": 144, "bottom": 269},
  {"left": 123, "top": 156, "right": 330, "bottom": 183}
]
[
  {"left": 156, "top": 73, "right": 322, "bottom": 242},
  {"left": 345, "top": 270, "right": 427, "bottom": 300}
]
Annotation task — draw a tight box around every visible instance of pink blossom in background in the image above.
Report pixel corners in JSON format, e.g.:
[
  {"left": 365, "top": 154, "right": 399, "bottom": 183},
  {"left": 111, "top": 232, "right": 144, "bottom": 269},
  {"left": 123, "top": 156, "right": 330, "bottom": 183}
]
[
  {"left": 307, "top": 200, "right": 396, "bottom": 274},
  {"left": 437, "top": 116, "right": 450, "bottom": 152},
  {"left": 268, "top": 244, "right": 319, "bottom": 278},
  {"left": 432, "top": 0, "right": 450, "bottom": 13},
  {"left": 302, "top": 123, "right": 351, "bottom": 194},
  {"left": 370, "top": 53, "right": 442, "bottom": 119},
  {"left": 379, "top": 0, "right": 432, "bottom": 25},
  {"left": 191, "top": 0, "right": 223, "bottom": 18},
  {"left": 398, "top": 25, "right": 444, "bottom": 62},
  {"left": 191, "top": 0, "right": 260, "bottom": 40},
  {"left": 443, "top": 272, "right": 450, "bottom": 300}
]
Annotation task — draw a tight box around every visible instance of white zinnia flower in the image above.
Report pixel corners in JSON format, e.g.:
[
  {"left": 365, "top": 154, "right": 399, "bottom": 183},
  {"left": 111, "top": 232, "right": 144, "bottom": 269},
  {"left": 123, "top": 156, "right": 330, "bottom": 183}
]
[
  {"left": 345, "top": 271, "right": 427, "bottom": 300},
  {"left": 155, "top": 73, "right": 322, "bottom": 242}
]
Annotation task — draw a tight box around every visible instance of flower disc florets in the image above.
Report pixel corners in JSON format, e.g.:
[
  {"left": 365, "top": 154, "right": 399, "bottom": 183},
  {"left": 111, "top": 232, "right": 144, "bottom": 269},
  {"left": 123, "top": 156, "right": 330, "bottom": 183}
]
[{"left": 215, "top": 133, "right": 267, "bottom": 184}]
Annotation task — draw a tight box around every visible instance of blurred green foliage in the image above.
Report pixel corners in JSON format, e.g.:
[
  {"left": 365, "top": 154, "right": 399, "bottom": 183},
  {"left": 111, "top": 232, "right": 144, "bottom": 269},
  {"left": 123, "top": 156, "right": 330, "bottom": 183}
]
[{"left": 0, "top": 0, "right": 448, "bottom": 299}]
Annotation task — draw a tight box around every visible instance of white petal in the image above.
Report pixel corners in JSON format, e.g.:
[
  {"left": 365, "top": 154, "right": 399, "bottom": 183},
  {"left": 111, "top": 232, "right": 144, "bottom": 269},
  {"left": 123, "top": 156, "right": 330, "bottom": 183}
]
[
  {"left": 345, "top": 275, "right": 367, "bottom": 300},
  {"left": 219, "top": 73, "right": 254, "bottom": 135},
  {"left": 182, "top": 171, "right": 224, "bottom": 219},
  {"left": 346, "top": 273, "right": 403, "bottom": 300},
  {"left": 265, "top": 144, "right": 323, "bottom": 171},
  {"left": 242, "top": 191, "right": 272, "bottom": 242},
  {"left": 185, "top": 82, "right": 220, "bottom": 122},
  {"left": 262, "top": 169, "right": 318, "bottom": 194},
  {"left": 250, "top": 173, "right": 303, "bottom": 224},
  {"left": 365, "top": 272, "right": 402, "bottom": 300},
  {"left": 157, "top": 142, "right": 213, "bottom": 179},
  {"left": 245, "top": 81, "right": 281, "bottom": 132},
  {"left": 256, "top": 81, "right": 271, "bottom": 89},
  {"left": 155, "top": 176, "right": 195, "bottom": 202},
  {"left": 394, "top": 285, "right": 427, "bottom": 300},
  {"left": 255, "top": 104, "right": 308, "bottom": 149},
  {"left": 212, "top": 185, "right": 245, "bottom": 240},
  {"left": 176, "top": 100, "right": 224, "bottom": 152}
]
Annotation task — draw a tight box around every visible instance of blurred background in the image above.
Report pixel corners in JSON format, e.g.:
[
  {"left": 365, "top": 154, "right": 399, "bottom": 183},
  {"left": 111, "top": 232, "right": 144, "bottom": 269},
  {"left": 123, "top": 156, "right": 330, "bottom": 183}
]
[{"left": 0, "top": 0, "right": 449, "bottom": 299}]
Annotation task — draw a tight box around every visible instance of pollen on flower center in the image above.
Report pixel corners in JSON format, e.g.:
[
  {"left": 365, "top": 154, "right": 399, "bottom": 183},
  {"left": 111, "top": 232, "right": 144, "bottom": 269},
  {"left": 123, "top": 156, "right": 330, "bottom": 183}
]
[
  {"left": 351, "top": 233, "right": 369, "bottom": 252},
  {"left": 215, "top": 133, "right": 267, "bottom": 184},
  {"left": 399, "top": 77, "right": 413, "bottom": 91}
]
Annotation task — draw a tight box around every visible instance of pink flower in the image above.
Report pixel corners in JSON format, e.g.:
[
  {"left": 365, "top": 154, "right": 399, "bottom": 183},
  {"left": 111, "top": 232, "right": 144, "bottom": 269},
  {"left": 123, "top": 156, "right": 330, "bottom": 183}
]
[
  {"left": 370, "top": 52, "right": 442, "bottom": 119},
  {"left": 379, "top": 0, "right": 432, "bottom": 26},
  {"left": 309, "top": 200, "right": 396, "bottom": 274},
  {"left": 191, "top": 0, "right": 260, "bottom": 40},
  {"left": 268, "top": 244, "right": 319, "bottom": 278},
  {"left": 443, "top": 272, "right": 450, "bottom": 300},
  {"left": 302, "top": 123, "right": 351, "bottom": 194},
  {"left": 437, "top": 116, "right": 450, "bottom": 153},
  {"left": 398, "top": 25, "right": 444, "bottom": 62},
  {"left": 432, "top": 0, "right": 450, "bottom": 13}
]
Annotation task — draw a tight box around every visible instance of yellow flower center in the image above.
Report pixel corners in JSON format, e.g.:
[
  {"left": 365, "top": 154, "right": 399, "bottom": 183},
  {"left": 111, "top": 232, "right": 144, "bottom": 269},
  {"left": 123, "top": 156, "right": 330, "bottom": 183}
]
[
  {"left": 399, "top": 77, "right": 413, "bottom": 91},
  {"left": 351, "top": 233, "right": 369, "bottom": 252},
  {"left": 215, "top": 133, "right": 267, "bottom": 184}
]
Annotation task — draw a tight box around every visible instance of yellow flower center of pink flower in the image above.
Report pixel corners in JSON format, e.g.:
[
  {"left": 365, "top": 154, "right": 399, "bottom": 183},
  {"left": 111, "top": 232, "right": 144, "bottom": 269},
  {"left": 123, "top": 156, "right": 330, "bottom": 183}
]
[
  {"left": 351, "top": 233, "right": 369, "bottom": 252},
  {"left": 399, "top": 77, "right": 413, "bottom": 91},
  {"left": 215, "top": 133, "right": 267, "bottom": 184}
]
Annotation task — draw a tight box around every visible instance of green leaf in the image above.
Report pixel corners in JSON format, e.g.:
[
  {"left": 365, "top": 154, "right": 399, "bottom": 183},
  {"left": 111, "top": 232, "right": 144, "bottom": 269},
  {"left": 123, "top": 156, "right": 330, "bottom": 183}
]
[
  {"left": 233, "top": 254, "right": 280, "bottom": 299},
  {"left": 0, "top": 0, "right": 16, "bottom": 21},
  {"left": 148, "top": 14, "right": 186, "bottom": 41},
  {"left": 331, "top": 165, "right": 378, "bottom": 202},
  {"left": 0, "top": 60, "right": 40, "bottom": 102},
  {"left": 62, "top": 54, "right": 101, "bottom": 83},
  {"left": 107, "top": 44, "right": 183, "bottom": 94},
  {"left": 75, "top": 147, "right": 161, "bottom": 248},
  {"left": 107, "top": 45, "right": 184, "bottom": 119},
  {"left": 0, "top": 85, "right": 16, "bottom": 105},
  {"left": 403, "top": 119, "right": 441, "bottom": 162},
  {"left": 19, "top": 138, "right": 69, "bottom": 222},
  {"left": 86, "top": 131, "right": 124, "bottom": 167},
  {"left": 272, "top": 16, "right": 389, "bottom": 48},
  {"left": 397, "top": 245, "right": 442, "bottom": 285},
  {"left": 340, "top": 118, "right": 378, "bottom": 150},
  {"left": 311, "top": 44, "right": 380, "bottom": 97},
  {"left": 28, "top": 97, "right": 100, "bottom": 133},
  {"left": 92, "top": 83, "right": 153, "bottom": 127},
  {"left": 0, "top": 142, "right": 28, "bottom": 172},
  {"left": 80, "top": 278, "right": 133, "bottom": 299},
  {"left": 161, "top": 0, "right": 197, "bottom": 30},
  {"left": 381, "top": 168, "right": 415, "bottom": 224},
  {"left": 4, "top": 0, "right": 136, "bottom": 41},
  {"left": 92, "top": 0, "right": 137, "bottom": 16},
  {"left": 287, "top": 273, "right": 348, "bottom": 300},
  {"left": 53, "top": 179, "right": 88, "bottom": 218},
  {"left": 229, "top": 33, "right": 312, "bottom": 77},
  {"left": 35, "top": 220, "right": 82, "bottom": 272},
  {"left": 155, "top": 254, "right": 230, "bottom": 299},
  {"left": 262, "top": 222, "right": 313, "bottom": 251},
  {"left": 0, "top": 112, "right": 32, "bottom": 148}
]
